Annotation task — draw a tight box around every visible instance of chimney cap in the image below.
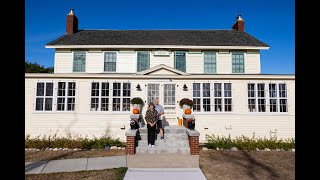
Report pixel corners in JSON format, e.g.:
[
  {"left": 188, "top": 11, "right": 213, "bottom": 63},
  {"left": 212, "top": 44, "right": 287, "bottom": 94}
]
[
  {"left": 68, "top": 9, "right": 74, "bottom": 15},
  {"left": 236, "top": 14, "right": 243, "bottom": 21}
]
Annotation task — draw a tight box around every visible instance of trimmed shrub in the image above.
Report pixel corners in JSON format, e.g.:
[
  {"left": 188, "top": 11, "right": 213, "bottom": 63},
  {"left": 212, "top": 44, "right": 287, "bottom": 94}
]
[
  {"left": 205, "top": 134, "right": 295, "bottom": 151},
  {"left": 25, "top": 134, "right": 125, "bottom": 149}
]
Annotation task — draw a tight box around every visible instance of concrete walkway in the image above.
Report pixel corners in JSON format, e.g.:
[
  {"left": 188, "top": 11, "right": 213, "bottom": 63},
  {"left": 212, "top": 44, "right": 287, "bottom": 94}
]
[
  {"left": 25, "top": 156, "right": 127, "bottom": 174},
  {"left": 124, "top": 168, "right": 207, "bottom": 180},
  {"left": 25, "top": 156, "right": 207, "bottom": 179}
]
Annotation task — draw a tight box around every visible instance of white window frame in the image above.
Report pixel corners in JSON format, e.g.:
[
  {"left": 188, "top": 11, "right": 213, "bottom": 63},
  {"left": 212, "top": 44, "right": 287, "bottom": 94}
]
[
  {"left": 111, "top": 82, "right": 131, "bottom": 112},
  {"left": 34, "top": 82, "right": 54, "bottom": 111},
  {"left": 192, "top": 82, "right": 233, "bottom": 113},
  {"left": 90, "top": 82, "right": 110, "bottom": 111},
  {"left": 163, "top": 84, "right": 176, "bottom": 107},
  {"left": 104, "top": 51, "right": 117, "bottom": 72},
  {"left": 247, "top": 82, "right": 288, "bottom": 114},
  {"left": 279, "top": 83, "right": 288, "bottom": 112},
  {"left": 174, "top": 51, "right": 187, "bottom": 73},
  {"left": 56, "top": 82, "right": 76, "bottom": 111}
]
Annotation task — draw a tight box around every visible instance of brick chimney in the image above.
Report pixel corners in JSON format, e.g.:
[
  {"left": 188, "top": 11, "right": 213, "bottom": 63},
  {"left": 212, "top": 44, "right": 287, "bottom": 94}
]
[
  {"left": 66, "top": 9, "right": 78, "bottom": 35},
  {"left": 232, "top": 15, "right": 244, "bottom": 32}
]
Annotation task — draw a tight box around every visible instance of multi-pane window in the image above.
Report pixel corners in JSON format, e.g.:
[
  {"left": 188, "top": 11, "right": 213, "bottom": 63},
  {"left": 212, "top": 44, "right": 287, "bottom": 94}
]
[
  {"left": 111, "top": 83, "right": 131, "bottom": 111},
  {"left": 247, "top": 83, "right": 287, "bottom": 113},
  {"left": 192, "top": 83, "right": 201, "bottom": 112},
  {"left": 90, "top": 82, "right": 110, "bottom": 111},
  {"left": 279, "top": 84, "right": 288, "bottom": 112},
  {"left": 137, "top": 51, "right": 150, "bottom": 72},
  {"left": 203, "top": 83, "right": 211, "bottom": 111},
  {"left": 147, "top": 84, "right": 160, "bottom": 104},
  {"left": 35, "top": 82, "right": 53, "bottom": 111},
  {"left": 257, "top": 84, "right": 266, "bottom": 112},
  {"left": 214, "top": 83, "right": 232, "bottom": 112},
  {"left": 224, "top": 83, "right": 232, "bottom": 112},
  {"left": 192, "top": 83, "right": 232, "bottom": 112},
  {"left": 122, "top": 83, "right": 131, "bottom": 111},
  {"left": 247, "top": 84, "right": 256, "bottom": 112},
  {"left": 203, "top": 51, "right": 216, "bottom": 73},
  {"left": 232, "top": 52, "right": 244, "bottom": 73},
  {"left": 174, "top": 51, "right": 186, "bottom": 72},
  {"left": 73, "top": 52, "right": 86, "bottom": 72},
  {"left": 164, "top": 84, "right": 175, "bottom": 105},
  {"left": 57, "top": 82, "right": 76, "bottom": 111},
  {"left": 113, "top": 83, "right": 121, "bottom": 111},
  {"left": 269, "top": 84, "right": 277, "bottom": 112},
  {"left": 104, "top": 52, "right": 117, "bottom": 72}
]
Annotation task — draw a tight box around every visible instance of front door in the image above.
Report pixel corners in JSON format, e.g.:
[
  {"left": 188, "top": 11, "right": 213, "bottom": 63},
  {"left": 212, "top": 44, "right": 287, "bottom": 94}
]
[{"left": 147, "top": 83, "right": 177, "bottom": 126}]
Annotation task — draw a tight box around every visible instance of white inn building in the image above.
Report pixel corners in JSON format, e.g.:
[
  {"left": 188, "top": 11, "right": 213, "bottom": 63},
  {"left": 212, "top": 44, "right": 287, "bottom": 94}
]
[{"left": 25, "top": 10, "right": 295, "bottom": 142}]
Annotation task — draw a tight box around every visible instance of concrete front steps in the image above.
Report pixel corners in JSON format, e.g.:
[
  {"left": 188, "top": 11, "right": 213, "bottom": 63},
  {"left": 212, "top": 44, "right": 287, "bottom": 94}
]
[
  {"left": 136, "top": 125, "right": 190, "bottom": 154},
  {"left": 127, "top": 154, "right": 199, "bottom": 168},
  {"left": 128, "top": 125, "right": 200, "bottom": 168}
]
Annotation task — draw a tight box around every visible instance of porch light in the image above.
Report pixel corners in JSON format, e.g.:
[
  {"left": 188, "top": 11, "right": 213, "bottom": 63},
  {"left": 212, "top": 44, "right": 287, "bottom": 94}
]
[
  {"left": 136, "top": 84, "right": 141, "bottom": 91},
  {"left": 183, "top": 84, "right": 188, "bottom": 91}
]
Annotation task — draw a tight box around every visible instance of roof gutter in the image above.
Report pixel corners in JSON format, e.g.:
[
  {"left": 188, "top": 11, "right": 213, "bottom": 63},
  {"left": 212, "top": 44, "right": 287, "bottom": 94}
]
[{"left": 45, "top": 45, "right": 270, "bottom": 50}]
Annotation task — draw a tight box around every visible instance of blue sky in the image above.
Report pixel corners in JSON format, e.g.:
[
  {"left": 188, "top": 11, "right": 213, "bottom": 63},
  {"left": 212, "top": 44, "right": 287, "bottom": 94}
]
[{"left": 26, "top": 0, "right": 294, "bottom": 74}]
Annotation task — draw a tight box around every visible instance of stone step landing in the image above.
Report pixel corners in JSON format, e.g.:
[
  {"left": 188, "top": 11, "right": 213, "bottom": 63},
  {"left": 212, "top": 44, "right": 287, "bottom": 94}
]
[{"left": 127, "top": 154, "right": 199, "bottom": 168}]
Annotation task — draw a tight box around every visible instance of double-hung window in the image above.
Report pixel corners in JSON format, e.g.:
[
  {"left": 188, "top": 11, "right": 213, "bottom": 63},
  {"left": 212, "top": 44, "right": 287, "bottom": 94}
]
[
  {"left": 137, "top": 51, "right": 150, "bottom": 72},
  {"left": 112, "top": 83, "right": 131, "bottom": 111},
  {"left": 269, "top": 84, "right": 277, "bottom": 112},
  {"left": 203, "top": 51, "right": 216, "bottom": 73},
  {"left": 232, "top": 52, "right": 244, "bottom": 73},
  {"left": 73, "top": 52, "right": 86, "bottom": 72},
  {"left": 247, "top": 83, "right": 287, "bottom": 113},
  {"left": 104, "top": 52, "right": 117, "bottom": 72},
  {"left": 57, "top": 82, "right": 76, "bottom": 111},
  {"left": 174, "top": 51, "right": 186, "bottom": 72},
  {"left": 35, "top": 82, "right": 53, "bottom": 111},
  {"left": 90, "top": 82, "right": 110, "bottom": 111},
  {"left": 214, "top": 83, "right": 232, "bottom": 112},
  {"left": 279, "top": 84, "right": 288, "bottom": 112},
  {"left": 192, "top": 83, "right": 232, "bottom": 112}
]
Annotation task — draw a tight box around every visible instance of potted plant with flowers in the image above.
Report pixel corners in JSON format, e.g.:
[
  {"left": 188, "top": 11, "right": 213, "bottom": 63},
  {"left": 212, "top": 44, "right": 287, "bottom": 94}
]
[
  {"left": 130, "top": 97, "right": 144, "bottom": 114},
  {"left": 179, "top": 98, "right": 193, "bottom": 114}
]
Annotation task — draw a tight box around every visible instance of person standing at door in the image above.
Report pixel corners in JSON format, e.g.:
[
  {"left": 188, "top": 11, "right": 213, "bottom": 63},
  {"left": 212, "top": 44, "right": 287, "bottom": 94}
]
[
  {"left": 155, "top": 98, "right": 166, "bottom": 142},
  {"left": 145, "top": 102, "right": 158, "bottom": 148}
]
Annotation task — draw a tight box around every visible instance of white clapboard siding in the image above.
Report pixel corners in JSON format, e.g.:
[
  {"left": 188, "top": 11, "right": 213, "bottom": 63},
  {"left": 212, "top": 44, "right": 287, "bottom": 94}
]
[
  {"left": 150, "top": 51, "right": 174, "bottom": 68},
  {"left": 25, "top": 76, "right": 295, "bottom": 142},
  {"left": 217, "top": 51, "right": 232, "bottom": 74},
  {"left": 186, "top": 52, "right": 203, "bottom": 74},
  {"left": 54, "top": 52, "right": 73, "bottom": 73},
  {"left": 86, "top": 51, "right": 104, "bottom": 73},
  {"left": 245, "top": 51, "right": 261, "bottom": 74},
  {"left": 117, "top": 50, "right": 136, "bottom": 73}
]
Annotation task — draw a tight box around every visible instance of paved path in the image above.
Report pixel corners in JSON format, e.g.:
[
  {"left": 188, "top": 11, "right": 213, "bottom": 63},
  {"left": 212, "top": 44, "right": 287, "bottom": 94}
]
[
  {"left": 124, "top": 168, "right": 207, "bottom": 180},
  {"left": 25, "top": 156, "right": 127, "bottom": 174},
  {"left": 25, "top": 156, "right": 207, "bottom": 179}
]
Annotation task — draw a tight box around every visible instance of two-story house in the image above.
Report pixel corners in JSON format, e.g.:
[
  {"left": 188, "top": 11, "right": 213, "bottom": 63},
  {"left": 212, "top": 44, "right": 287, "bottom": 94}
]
[{"left": 25, "top": 10, "right": 295, "bottom": 142}]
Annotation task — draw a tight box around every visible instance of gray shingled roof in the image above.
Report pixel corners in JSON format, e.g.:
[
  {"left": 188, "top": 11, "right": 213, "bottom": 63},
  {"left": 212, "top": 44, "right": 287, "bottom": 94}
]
[{"left": 46, "top": 30, "right": 269, "bottom": 47}]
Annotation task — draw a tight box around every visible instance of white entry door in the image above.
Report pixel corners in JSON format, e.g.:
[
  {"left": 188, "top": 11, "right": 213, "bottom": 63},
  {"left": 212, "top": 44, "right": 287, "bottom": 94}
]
[{"left": 147, "top": 83, "right": 177, "bottom": 126}]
